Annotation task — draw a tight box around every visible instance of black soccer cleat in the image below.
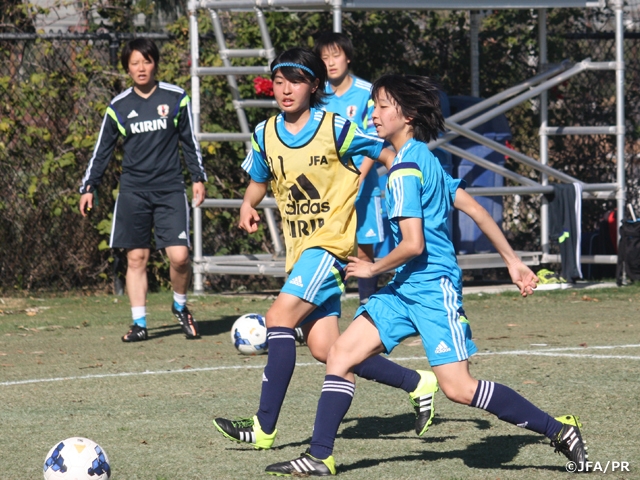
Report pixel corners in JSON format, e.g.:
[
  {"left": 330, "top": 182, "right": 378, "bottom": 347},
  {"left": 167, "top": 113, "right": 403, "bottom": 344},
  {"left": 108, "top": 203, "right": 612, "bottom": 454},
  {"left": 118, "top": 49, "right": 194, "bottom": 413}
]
[
  {"left": 551, "top": 415, "right": 589, "bottom": 471},
  {"left": 213, "top": 415, "right": 276, "bottom": 449},
  {"left": 265, "top": 450, "right": 336, "bottom": 477},
  {"left": 294, "top": 327, "right": 306, "bottom": 345},
  {"left": 409, "top": 370, "right": 439, "bottom": 436},
  {"left": 172, "top": 304, "right": 200, "bottom": 339},
  {"left": 122, "top": 324, "right": 148, "bottom": 342}
]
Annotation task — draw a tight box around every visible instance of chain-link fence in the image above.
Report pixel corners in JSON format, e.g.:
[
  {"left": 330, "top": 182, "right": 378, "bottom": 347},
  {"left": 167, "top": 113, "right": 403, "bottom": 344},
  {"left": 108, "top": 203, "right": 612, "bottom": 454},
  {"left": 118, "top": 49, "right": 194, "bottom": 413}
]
[
  {"left": 0, "top": 33, "right": 172, "bottom": 291},
  {"left": 1, "top": 9, "right": 639, "bottom": 292},
  {"left": 501, "top": 29, "right": 640, "bottom": 254}
]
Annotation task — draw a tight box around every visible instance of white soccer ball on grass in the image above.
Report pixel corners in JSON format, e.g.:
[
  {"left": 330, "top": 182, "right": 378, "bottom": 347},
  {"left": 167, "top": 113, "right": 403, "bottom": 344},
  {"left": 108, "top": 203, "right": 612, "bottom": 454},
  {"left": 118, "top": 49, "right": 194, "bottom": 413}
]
[
  {"left": 43, "top": 437, "right": 110, "bottom": 480},
  {"left": 230, "top": 313, "right": 268, "bottom": 355}
]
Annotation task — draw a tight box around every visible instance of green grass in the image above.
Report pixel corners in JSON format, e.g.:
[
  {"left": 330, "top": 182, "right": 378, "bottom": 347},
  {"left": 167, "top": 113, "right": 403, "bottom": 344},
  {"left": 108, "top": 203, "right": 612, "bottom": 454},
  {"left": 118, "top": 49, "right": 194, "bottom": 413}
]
[{"left": 2, "top": 285, "right": 640, "bottom": 479}]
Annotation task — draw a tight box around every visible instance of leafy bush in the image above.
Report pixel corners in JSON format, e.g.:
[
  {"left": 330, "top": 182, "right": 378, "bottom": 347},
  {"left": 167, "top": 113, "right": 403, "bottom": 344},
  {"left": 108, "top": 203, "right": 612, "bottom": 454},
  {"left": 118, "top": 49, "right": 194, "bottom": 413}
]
[{"left": 1, "top": 6, "right": 638, "bottom": 292}]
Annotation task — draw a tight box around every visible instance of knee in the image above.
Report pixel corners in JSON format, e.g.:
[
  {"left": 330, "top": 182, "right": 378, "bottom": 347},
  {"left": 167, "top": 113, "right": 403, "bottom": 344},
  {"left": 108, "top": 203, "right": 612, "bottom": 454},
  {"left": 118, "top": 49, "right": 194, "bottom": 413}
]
[
  {"left": 439, "top": 380, "right": 478, "bottom": 406},
  {"left": 308, "top": 344, "right": 329, "bottom": 364},
  {"left": 325, "top": 341, "right": 348, "bottom": 369},
  {"left": 264, "top": 311, "right": 279, "bottom": 328},
  {"left": 127, "top": 253, "right": 148, "bottom": 271},
  {"left": 264, "top": 308, "right": 290, "bottom": 329},
  {"left": 169, "top": 253, "right": 190, "bottom": 271}
]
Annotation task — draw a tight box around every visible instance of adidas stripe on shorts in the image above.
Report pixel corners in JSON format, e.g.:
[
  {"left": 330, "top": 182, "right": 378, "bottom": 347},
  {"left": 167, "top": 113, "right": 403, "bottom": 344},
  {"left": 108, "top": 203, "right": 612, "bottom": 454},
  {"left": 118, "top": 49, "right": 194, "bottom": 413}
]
[
  {"left": 281, "top": 247, "right": 347, "bottom": 326},
  {"left": 110, "top": 190, "right": 190, "bottom": 249},
  {"left": 355, "top": 195, "right": 384, "bottom": 245},
  {"left": 355, "top": 275, "right": 478, "bottom": 366}
]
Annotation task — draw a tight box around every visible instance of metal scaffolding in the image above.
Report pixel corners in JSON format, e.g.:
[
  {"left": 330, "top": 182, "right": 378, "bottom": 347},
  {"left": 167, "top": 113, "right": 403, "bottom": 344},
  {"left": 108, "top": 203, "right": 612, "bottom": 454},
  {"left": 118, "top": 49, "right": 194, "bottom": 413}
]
[{"left": 187, "top": 0, "right": 625, "bottom": 294}]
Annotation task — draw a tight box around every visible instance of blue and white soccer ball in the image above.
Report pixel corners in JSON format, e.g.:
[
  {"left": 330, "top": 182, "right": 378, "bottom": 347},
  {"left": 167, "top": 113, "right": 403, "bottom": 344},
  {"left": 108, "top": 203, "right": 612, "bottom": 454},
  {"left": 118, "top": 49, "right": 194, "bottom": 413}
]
[
  {"left": 230, "top": 313, "right": 268, "bottom": 355},
  {"left": 43, "top": 437, "right": 110, "bottom": 480}
]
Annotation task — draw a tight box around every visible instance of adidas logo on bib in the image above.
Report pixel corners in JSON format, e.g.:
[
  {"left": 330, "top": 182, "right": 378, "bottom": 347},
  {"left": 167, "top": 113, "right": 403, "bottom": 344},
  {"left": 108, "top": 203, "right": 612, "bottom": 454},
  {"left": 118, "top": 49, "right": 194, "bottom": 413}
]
[
  {"left": 434, "top": 341, "right": 451, "bottom": 354},
  {"left": 289, "top": 276, "right": 304, "bottom": 288}
]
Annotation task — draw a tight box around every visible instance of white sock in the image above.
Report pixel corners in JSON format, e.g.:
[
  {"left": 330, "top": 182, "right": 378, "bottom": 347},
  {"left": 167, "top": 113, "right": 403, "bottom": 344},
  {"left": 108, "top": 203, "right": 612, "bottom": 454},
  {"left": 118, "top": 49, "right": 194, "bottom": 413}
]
[
  {"left": 131, "top": 306, "right": 146, "bottom": 320},
  {"left": 173, "top": 292, "right": 187, "bottom": 308}
]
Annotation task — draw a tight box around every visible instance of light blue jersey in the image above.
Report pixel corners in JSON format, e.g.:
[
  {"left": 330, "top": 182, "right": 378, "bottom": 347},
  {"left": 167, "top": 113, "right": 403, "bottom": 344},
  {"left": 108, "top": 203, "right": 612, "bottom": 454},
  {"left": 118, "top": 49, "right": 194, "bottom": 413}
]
[
  {"left": 386, "top": 138, "right": 464, "bottom": 286},
  {"left": 241, "top": 108, "right": 383, "bottom": 183},
  {"left": 322, "top": 75, "right": 380, "bottom": 199},
  {"left": 356, "top": 138, "right": 477, "bottom": 364}
]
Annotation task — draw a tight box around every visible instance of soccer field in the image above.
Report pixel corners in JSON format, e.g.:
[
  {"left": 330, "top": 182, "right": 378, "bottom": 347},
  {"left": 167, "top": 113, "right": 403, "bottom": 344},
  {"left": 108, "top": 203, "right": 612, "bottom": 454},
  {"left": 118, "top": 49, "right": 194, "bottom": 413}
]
[{"left": 2, "top": 285, "right": 639, "bottom": 479}]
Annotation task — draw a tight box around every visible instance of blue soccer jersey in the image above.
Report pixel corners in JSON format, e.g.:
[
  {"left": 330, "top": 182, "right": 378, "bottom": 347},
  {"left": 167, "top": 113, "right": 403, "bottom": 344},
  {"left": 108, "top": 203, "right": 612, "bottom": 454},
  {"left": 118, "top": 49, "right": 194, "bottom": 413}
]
[
  {"left": 322, "top": 75, "right": 380, "bottom": 199},
  {"left": 241, "top": 107, "right": 383, "bottom": 182},
  {"left": 386, "top": 138, "right": 464, "bottom": 284}
]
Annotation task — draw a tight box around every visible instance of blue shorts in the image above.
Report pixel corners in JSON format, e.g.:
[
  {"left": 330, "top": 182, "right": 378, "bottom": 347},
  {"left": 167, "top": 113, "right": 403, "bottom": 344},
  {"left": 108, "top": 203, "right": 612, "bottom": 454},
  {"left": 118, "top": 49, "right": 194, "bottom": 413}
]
[
  {"left": 281, "top": 248, "right": 347, "bottom": 326},
  {"left": 356, "top": 195, "right": 384, "bottom": 245},
  {"left": 355, "top": 276, "right": 478, "bottom": 366}
]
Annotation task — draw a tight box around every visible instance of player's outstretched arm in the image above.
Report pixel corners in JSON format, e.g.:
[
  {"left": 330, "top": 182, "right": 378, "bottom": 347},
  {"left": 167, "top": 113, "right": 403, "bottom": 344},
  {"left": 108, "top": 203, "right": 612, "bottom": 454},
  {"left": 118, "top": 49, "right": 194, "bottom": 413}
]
[
  {"left": 506, "top": 261, "right": 539, "bottom": 297},
  {"left": 453, "top": 188, "right": 538, "bottom": 296},
  {"left": 238, "top": 180, "right": 268, "bottom": 233}
]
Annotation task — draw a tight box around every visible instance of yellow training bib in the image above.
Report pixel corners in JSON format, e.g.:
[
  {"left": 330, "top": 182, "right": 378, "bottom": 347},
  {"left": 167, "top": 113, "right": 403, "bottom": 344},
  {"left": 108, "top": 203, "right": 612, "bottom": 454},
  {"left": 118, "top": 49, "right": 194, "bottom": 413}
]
[{"left": 264, "top": 112, "right": 360, "bottom": 272}]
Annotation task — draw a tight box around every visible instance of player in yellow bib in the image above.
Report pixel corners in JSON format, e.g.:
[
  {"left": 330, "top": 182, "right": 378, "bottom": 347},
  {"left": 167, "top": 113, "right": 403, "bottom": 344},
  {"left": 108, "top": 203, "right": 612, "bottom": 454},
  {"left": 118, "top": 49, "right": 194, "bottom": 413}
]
[
  {"left": 213, "top": 48, "right": 440, "bottom": 452},
  {"left": 263, "top": 109, "right": 360, "bottom": 270}
]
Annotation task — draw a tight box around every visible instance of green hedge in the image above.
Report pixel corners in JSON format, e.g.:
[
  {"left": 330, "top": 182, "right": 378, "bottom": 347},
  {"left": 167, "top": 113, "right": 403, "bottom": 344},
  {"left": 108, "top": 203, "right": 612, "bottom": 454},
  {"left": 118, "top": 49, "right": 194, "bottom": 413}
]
[{"left": 1, "top": 7, "right": 638, "bottom": 292}]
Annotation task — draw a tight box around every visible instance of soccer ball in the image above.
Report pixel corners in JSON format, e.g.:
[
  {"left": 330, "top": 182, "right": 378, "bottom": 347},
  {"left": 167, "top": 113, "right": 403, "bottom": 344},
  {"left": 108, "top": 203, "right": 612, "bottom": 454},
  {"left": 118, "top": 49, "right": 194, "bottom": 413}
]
[
  {"left": 230, "top": 313, "right": 268, "bottom": 355},
  {"left": 43, "top": 437, "right": 110, "bottom": 480}
]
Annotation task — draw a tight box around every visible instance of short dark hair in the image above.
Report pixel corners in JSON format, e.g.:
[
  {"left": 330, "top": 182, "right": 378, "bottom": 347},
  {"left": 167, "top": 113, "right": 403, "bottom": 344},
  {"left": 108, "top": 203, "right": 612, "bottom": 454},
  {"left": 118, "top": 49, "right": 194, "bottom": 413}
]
[
  {"left": 270, "top": 47, "right": 328, "bottom": 108},
  {"left": 371, "top": 74, "right": 444, "bottom": 143},
  {"left": 121, "top": 38, "right": 160, "bottom": 72},
  {"left": 313, "top": 31, "right": 354, "bottom": 61}
]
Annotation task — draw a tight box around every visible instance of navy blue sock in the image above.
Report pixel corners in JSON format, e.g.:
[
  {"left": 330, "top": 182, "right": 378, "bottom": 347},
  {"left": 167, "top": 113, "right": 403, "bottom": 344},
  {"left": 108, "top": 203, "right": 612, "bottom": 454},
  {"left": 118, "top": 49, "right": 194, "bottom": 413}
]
[
  {"left": 472, "top": 380, "right": 563, "bottom": 439},
  {"left": 256, "top": 327, "right": 296, "bottom": 434},
  {"left": 353, "top": 355, "right": 420, "bottom": 393},
  {"left": 358, "top": 277, "right": 378, "bottom": 304},
  {"left": 309, "top": 375, "right": 355, "bottom": 460}
]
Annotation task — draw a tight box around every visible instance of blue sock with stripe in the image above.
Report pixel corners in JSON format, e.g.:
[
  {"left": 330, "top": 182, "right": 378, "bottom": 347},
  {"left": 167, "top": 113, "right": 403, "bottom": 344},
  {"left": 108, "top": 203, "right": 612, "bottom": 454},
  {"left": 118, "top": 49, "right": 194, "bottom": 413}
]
[
  {"left": 353, "top": 355, "right": 420, "bottom": 393},
  {"left": 471, "top": 380, "right": 563, "bottom": 439},
  {"left": 256, "top": 327, "right": 297, "bottom": 435},
  {"left": 309, "top": 375, "right": 355, "bottom": 460}
]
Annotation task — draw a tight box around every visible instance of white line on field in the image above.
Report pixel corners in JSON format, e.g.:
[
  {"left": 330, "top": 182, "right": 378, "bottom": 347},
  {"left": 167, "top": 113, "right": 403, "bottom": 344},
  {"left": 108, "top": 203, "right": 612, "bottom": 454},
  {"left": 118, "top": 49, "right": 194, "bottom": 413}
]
[
  {"left": 500, "top": 343, "right": 640, "bottom": 352},
  {"left": 476, "top": 352, "right": 640, "bottom": 360},
  {"left": 2, "top": 343, "right": 640, "bottom": 387}
]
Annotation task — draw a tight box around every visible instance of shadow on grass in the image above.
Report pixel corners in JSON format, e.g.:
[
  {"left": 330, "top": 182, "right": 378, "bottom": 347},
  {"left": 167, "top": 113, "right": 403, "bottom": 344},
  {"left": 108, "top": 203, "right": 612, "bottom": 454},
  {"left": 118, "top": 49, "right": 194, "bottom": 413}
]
[
  {"left": 145, "top": 315, "right": 238, "bottom": 339},
  {"left": 276, "top": 415, "right": 564, "bottom": 473},
  {"left": 338, "top": 434, "right": 561, "bottom": 473},
  {"left": 340, "top": 414, "right": 492, "bottom": 439},
  {"left": 276, "top": 416, "right": 489, "bottom": 450},
  {"left": 146, "top": 324, "right": 183, "bottom": 339},
  {"left": 197, "top": 316, "right": 237, "bottom": 337}
]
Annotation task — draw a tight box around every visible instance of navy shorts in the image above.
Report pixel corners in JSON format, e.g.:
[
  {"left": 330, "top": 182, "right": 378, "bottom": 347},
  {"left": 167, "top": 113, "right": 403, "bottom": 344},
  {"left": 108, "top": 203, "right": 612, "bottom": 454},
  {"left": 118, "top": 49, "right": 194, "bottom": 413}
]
[{"left": 110, "top": 190, "right": 190, "bottom": 250}]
